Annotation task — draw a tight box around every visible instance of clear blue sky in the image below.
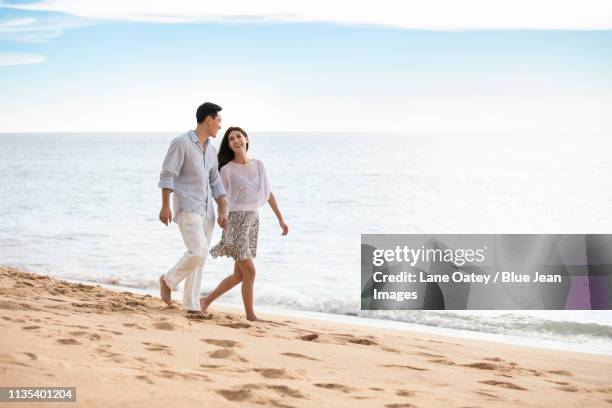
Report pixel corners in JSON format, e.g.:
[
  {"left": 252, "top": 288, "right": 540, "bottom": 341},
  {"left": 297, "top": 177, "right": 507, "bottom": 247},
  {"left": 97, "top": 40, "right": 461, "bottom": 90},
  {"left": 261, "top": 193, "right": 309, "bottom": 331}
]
[{"left": 1, "top": 1, "right": 611, "bottom": 132}]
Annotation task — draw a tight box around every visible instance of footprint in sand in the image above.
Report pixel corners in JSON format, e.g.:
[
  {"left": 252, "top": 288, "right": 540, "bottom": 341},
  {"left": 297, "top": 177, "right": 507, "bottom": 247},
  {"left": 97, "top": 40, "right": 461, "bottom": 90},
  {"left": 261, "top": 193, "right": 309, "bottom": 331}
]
[
  {"left": 135, "top": 357, "right": 166, "bottom": 367},
  {"left": 417, "top": 352, "right": 445, "bottom": 358},
  {"left": 428, "top": 358, "right": 456, "bottom": 366},
  {"left": 546, "top": 380, "right": 570, "bottom": 386},
  {"left": 253, "top": 368, "right": 296, "bottom": 379},
  {"left": 68, "top": 331, "right": 101, "bottom": 341},
  {"left": 314, "top": 383, "right": 354, "bottom": 393},
  {"left": 99, "top": 329, "right": 123, "bottom": 335},
  {"left": 347, "top": 338, "right": 377, "bottom": 345},
  {"left": 557, "top": 385, "right": 580, "bottom": 392},
  {"left": 94, "top": 345, "right": 126, "bottom": 363},
  {"left": 429, "top": 339, "right": 462, "bottom": 346},
  {"left": 266, "top": 384, "right": 306, "bottom": 399},
  {"left": 201, "top": 338, "right": 241, "bottom": 348},
  {"left": 462, "top": 362, "right": 498, "bottom": 370},
  {"left": 0, "top": 300, "right": 23, "bottom": 310},
  {"left": 155, "top": 370, "right": 209, "bottom": 381},
  {"left": 208, "top": 348, "right": 249, "bottom": 363},
  {"left": 67, "top": 324, "right": 90, "bottom": 329},
  {"left": 473, "top": 390, "right": 504, "bottom": 400},
  {"left": 198, "top": 364, "right": 248, "bottom": 373},
  {"left": 527, "top": 369, "right": 545, "bottom": 377},
  {"left": 333, "top": 333, "right": 378, "bottom": 345},
  {"left": 281, "top": 352, "right": 320, "bottom": 361},
  {"left": 479, "top": 380, "right": 527, "bottom": 391},
  {"left": 221, "top": 322, "right": 251, "bottom": 329},
  {"left": 125, "top": 300, "right": 146, "bottom": 308},
  {"left": 152, "top": 321, "right": 176, "bottom": 331},
  {"left": 299, "top": 333, "right": 319, "bottom": 341},
  {"left": 23, "top": 352, "right": 37, "bottom": 361},
  {"left": 216, "top": 389, "right": 252, "bottom": 402},
  {"left": 199, "top": 364, "right": 222, "bottom": 369},
  {"left": 136, "top": 375, "right": 154, "bottom": 385},
  {"left": 123, "top": 323, "right": 147, "bottom": 330},
  {"left": 186, "top": 313, "right": 212, "bottom": 321},
  {"left": 57, "top": 338, "right": 81, "bottom": 345},
  {"left": 547, "top": 369, "right": 573, "bottom": 376},
  {"left": 143, "top": 342, "right": 173, "bottom": 355},
  {"left": 71, "top": 302, "right": 106, "bottom": 311},
  {"left": 216, "top": 384, "right": 305, "bottom": 402},
  {"left": 381, "top": 364, "right": 429, "bottom": 372},
  {"left": 0, "top": 353, "right": 30, "bottom": 367}
]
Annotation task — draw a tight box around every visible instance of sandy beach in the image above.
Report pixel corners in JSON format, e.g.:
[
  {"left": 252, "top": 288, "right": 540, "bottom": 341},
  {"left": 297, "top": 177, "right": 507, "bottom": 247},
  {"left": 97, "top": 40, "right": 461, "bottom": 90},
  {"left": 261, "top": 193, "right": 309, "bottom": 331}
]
[{"left": 1, "top": 266, "right": 611, "bottom": 407}]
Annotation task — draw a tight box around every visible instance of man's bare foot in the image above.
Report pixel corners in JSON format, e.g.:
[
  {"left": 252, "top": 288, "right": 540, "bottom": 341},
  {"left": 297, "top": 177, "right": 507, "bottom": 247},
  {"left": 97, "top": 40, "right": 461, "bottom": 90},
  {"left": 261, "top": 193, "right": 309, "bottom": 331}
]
[
  {"left": 199, "top": 297, "right": 211, "bottom": 312},
  {"left": 246, "top": 314, "right": 259, "bottom": 321},
  {"left": 159, "top": 275, "right": 171, "bottom": 305}
]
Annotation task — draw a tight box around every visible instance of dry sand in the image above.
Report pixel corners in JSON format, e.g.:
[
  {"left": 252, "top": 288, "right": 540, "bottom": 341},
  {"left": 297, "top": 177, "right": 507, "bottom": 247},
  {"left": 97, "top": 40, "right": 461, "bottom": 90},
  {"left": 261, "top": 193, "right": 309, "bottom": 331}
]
[{"left": 1, "top": 266, "right": 611, "bottom": 407}]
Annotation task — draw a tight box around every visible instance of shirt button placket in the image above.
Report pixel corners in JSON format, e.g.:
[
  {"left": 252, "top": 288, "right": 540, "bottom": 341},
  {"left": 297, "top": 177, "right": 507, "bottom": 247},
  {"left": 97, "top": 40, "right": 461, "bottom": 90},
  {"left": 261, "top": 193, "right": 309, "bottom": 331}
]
[{"left": 203, "top": 151, "right": 209, "bottom": 216}]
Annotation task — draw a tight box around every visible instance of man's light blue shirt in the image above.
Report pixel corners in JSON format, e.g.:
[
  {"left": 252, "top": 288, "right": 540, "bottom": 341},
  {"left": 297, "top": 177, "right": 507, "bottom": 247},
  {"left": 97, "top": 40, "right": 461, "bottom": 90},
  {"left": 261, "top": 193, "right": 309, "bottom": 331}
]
[{"left": 158, "top": 130, "right": 226, "bottom": 222}]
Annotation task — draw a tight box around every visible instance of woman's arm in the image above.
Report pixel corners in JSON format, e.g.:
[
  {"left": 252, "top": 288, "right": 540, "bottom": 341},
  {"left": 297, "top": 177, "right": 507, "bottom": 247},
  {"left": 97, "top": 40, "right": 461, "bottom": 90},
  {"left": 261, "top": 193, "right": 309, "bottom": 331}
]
[{"left": 268, "top": 192, "right": 288, "bottom": 236}]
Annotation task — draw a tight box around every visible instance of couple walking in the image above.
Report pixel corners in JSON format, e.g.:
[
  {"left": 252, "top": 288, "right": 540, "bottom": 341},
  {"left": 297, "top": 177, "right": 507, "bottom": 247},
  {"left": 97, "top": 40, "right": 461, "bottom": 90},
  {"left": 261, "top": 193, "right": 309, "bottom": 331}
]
[{"left": 158, "top": 102, "right": 288, "bottom": 321}]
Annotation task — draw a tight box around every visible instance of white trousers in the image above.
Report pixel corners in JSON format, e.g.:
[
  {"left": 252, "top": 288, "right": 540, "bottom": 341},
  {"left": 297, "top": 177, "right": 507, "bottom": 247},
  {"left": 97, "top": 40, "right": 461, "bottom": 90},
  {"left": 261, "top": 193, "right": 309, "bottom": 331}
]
[{"left": 162, "top": 211, "right": 214, "bottom": 311}]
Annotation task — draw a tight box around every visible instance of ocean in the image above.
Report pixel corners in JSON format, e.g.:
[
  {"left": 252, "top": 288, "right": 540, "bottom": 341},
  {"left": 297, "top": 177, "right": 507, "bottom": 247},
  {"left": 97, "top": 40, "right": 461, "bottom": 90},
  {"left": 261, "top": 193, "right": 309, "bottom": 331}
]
[{"left": 1, "top": 131, "right": 611, "bottom": 354}]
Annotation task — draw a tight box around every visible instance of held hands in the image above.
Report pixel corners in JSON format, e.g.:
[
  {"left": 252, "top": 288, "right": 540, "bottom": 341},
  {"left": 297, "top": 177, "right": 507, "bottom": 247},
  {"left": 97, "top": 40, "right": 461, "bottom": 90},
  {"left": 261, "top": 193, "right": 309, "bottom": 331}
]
[
  {"left": 279, "top": 220, "right": 289, "bottom": 236},
  {"left": 159, "top": 206, "right": 172, "bottom": 226},
  {"left": 216, "top": 198, "right": 228, "bottom": 229},
  {"left": 217, "top": 210, "right": 228, "bottom": 229}
]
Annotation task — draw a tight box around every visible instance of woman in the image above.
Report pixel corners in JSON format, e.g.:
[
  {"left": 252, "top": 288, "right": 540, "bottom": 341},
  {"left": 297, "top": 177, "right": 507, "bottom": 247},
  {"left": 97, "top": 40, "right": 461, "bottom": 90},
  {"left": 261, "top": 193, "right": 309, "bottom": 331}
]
[{"left": 202, "top": 127, "right": 288, "bottom": 321}]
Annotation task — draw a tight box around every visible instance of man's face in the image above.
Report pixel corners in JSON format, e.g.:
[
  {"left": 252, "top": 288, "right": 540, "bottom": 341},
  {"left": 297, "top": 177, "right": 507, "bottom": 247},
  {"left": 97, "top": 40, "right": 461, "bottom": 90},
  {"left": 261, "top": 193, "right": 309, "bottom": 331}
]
[{"left": 207, "top": 113, "right": 222, "bottom": 137}]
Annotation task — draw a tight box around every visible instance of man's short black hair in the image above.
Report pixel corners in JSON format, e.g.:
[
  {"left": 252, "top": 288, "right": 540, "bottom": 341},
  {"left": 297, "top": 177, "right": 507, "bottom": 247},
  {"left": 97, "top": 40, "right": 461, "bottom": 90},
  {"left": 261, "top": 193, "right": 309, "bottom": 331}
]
[{"left": 196, "top": 102, "right": 222, "bottom": 124}]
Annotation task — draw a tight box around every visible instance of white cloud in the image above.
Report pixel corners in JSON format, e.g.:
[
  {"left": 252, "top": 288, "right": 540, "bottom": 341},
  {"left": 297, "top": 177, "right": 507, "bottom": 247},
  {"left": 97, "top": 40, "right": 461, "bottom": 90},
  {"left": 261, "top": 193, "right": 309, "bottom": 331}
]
[
  {"left": 0, "top": 12, "right": 86, "bottom": 42},
  {"left": 0, "top": 17, "right": 37, "bottom": 27},
  {"left": 3, "top": 0, "right": 612, "bottom": 30},
  {"left": 0, "top": 52, "right": 45, "bottom": 66}
]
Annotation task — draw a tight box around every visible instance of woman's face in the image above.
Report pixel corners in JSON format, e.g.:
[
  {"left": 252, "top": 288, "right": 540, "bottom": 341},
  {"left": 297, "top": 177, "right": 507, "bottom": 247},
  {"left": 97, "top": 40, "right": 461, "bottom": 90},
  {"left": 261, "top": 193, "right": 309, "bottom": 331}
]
[{"left": 228, "top": 130, "right": 248, "bottom": 154}]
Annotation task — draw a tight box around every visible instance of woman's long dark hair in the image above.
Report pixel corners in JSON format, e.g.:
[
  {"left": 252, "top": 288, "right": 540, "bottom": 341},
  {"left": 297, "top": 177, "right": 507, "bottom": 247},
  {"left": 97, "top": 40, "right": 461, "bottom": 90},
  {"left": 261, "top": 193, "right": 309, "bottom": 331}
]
[{"left": 218, "top": 126, "right": 249, "bottom": 170}]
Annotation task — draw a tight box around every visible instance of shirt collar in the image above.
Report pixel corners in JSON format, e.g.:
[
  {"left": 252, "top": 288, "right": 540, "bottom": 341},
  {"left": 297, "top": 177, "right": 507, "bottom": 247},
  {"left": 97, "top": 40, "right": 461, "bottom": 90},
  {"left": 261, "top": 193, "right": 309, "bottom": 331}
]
[
  {"left": 188, "top": 129, "right": 199, "bottom": 144},
  {"left": 189, "top": 129, "right": 209, "bottom": 149}
]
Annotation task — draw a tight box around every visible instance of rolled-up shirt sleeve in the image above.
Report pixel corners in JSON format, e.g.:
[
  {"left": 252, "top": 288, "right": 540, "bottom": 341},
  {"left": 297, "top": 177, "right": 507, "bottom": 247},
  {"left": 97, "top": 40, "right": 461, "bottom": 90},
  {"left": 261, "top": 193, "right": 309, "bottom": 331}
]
[
  {"left": 209, "top": 154, "right": 226, "bottom": 199},
  {"left": 158, "top": 138, "right": 184, "bottom": 191}
]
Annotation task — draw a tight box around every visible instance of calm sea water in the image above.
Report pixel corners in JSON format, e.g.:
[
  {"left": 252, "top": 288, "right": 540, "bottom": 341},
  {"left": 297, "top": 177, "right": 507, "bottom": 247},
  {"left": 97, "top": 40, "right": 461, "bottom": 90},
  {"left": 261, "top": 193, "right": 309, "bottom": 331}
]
[{"left": 1, "top": 132, "right": 612, "bottom": 353}]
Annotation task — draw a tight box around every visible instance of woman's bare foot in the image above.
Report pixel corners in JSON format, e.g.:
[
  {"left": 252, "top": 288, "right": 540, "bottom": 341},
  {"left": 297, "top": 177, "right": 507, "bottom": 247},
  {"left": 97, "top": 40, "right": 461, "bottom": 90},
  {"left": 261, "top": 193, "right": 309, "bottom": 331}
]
[
  {"left": 159, "top": 275, "right": 171, "bottom": 305},
  {"left": 246, "top": 314, "right": 259, "bottom": 321},
  {"left": 199, "top": 297, "right": 211, "bottom": 312}
]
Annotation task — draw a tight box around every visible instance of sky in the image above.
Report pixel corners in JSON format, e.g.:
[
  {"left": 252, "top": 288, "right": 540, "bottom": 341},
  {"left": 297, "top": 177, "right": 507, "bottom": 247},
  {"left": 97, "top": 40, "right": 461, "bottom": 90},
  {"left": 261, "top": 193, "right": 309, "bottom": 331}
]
[{"left": 0, "top": 0, "right": 611, "bottom": 133}]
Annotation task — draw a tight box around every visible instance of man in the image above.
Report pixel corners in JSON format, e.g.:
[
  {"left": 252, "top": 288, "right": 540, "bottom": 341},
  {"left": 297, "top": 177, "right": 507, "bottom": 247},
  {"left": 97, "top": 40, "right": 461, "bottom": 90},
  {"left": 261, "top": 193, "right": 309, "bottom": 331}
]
[{"left": 158, "top": 102, "right": 228, "bottom": 314}]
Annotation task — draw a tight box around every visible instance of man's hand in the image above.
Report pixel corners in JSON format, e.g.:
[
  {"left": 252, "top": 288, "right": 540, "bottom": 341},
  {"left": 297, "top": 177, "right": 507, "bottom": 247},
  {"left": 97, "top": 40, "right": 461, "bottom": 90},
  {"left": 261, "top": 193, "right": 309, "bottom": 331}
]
[
  {"left": 217, "top": 210, "right": 228, "bottom": 229},
  {"left": 159, "top": 206, "right": 172, "bottom": 226},
  {"left": 215, "top": 196, "right": 228, "bottom": 229}
]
